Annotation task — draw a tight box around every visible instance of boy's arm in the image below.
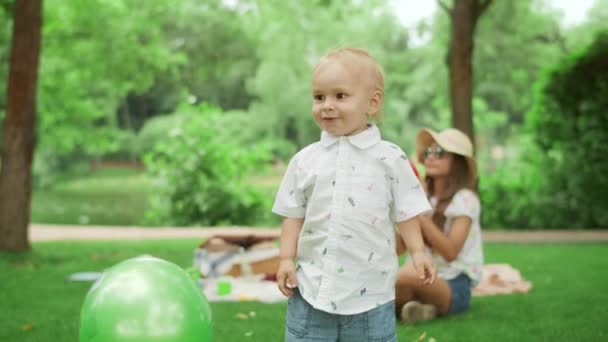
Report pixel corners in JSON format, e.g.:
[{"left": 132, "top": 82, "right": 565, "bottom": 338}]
[
  {"left": 280, "top": 217, "right": 303, "bottom": 259},
  {"left": 396, "top": 217, "right": 436, "bottom": 284},
  {"left": 396, "top": 218, "right": 432, "bottom": 256},
  {"left": 277, "top": 217, "right": 304, "bottom": 296}
]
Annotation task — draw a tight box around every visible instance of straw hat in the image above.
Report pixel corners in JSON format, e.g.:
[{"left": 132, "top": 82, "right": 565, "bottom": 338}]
[{"left": 416, "top": 128, "right": 477, "bottom": 180}]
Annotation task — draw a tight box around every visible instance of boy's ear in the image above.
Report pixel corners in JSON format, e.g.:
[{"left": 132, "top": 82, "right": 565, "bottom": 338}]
[{"left": 367, "top": 90, "right": 383, "bottom": 116}]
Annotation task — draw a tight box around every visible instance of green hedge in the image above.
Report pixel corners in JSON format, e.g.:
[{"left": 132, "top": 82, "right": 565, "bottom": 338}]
[
  {"left": 482, "top": 31, "right": 608, "bottom": 229},
  {"left": 144, "top": 103, "right": 272, "bottom": 226}
]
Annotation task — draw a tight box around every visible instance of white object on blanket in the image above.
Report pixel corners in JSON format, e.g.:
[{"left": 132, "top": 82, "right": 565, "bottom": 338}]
[
  {"left": 202, "top": 275, "right": 286, "bottom": 303},
  {"left": 472, "top": 263, "right": 533, "bottom": 296}
]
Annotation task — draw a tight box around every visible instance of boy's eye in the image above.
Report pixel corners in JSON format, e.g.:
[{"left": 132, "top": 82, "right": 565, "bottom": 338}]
[
  {"left": 313, "top": 94, "right": 324, "bottom": 101},
  {"left": 336, "top": 93, "right": 347, "bottom": 99}
]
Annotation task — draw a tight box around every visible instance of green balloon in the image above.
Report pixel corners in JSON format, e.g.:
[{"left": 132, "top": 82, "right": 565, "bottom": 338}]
[{"left": 79, "top": 255, "right": 212, "bottom": 342}]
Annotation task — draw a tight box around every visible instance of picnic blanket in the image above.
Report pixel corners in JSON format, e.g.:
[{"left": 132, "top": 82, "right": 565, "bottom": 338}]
[
  {"left": 202, "top": 275, "right": 286, "bottom": 303},
  {"left": 472, "top": 263, "right": 533, "bottom": 296},
  {"left": 199, "top": 263, "right": 532, "bottom": 303},
  {"left": 194, "top": 235, "right": 532, "bottom": 301}
]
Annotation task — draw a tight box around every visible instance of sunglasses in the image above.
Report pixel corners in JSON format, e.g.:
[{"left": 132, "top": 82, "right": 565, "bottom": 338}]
[{"left": 423, "top": 146, "right": 446, "bottom": 159}]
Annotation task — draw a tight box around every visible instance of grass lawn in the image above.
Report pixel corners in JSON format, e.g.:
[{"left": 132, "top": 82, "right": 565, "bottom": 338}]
[
  {"left": 1, "top": 241, "right": 607, "bottom": 341},
  {"left": 31, "top": 168, "right": 151, "bottom": 226},
  {"left": 31, "top": 166, "right": 284, "bottom": 227}
]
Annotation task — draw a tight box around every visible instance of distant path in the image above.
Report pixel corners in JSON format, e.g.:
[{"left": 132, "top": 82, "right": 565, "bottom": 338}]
[{"left": 29, "top": 224, "right": 608, "bottom": 243}]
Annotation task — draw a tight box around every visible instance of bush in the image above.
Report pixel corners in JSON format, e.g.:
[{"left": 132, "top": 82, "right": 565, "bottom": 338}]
[
  {"left": 95, "top": 130, "right": 138, "bottom": 161},
  {"left": 481, "top": 32, "right": 608, "bottom": 229},
  {"left": 32, "top": 129, "right": 138, "bottom": 188},
  {"left": 134, "top": 113, "right": 195, "bottom": 157},
  {"left": 144, "top": 103, "right": 272, "bottom": 226}
]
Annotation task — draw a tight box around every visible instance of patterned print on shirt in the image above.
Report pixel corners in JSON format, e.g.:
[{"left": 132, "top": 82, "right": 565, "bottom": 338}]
[
  {"left": 368, "top": 252, "right": 374, "bottom": 261},
  {"left": 340, "top": 234, "right": 353, "bottom": 241},
  {"left": 360, "top": 288, "right": 367, "bottom": 296},
  {"left": 337, "top": 266, "right": 344, "bottom": 273},
  {"left": 347, "top": 197, "right": 355, "bottom": 206},
  {"left": 331, "top": 301, "right": 337, "bottom": 311}
]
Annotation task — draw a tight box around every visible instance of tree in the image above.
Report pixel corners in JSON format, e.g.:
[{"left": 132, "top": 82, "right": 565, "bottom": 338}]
[
  {"left": 0, "top": 0, "right": 42, "bottom": 251},
  {"left": 439, "top": 0, "right": 492, "bottom": 142}
]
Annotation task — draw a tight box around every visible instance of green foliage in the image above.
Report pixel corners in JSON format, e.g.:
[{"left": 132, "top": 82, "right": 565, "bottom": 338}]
[
  {"left": 18, "top": 0, "right": 262, "bottom": 184},
  {"left": 482, "top": 32, "right": 608, "bottom": 228},
  {"left": 134, "top": 112, "right": 195, "bottom": 157},
  {"left": 144, "top": 103, "right": 272, "bottom": 226},
  {"left": 118, "top": 0, "right": 260, "bottom": 131},
  {"left": 242, "top": 0, "right": 415, "bottom": 148},
  {"left": 29, "top": 0, "right": 183, "bottom": 181},
  {"left": 3, "top": 0, "right": 604, "bottom": 228},
  {"left": 475, "top": 0, "right": 566, "bottom": 123}
]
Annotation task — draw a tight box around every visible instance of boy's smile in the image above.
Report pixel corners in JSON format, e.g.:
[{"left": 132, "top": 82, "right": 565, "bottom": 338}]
[{"left": 311, "top": 60, "right": 378, "bottom": 136}]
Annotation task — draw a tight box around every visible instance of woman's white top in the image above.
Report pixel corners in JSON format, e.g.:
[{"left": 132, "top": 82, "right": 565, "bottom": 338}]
[{"left": 430, "top": 189, "right": 484, "bottom": 286}]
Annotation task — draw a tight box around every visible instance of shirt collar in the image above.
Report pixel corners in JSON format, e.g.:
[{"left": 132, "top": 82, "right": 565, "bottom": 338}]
[{"left": 320, "top": 124, "right": 381, "bottom": 149}]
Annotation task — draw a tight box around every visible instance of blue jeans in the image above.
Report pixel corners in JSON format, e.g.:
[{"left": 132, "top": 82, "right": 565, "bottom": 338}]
[
  {"left": 447, "top": 273, "right": 472, "bottom": 314},
  {"left": 285, "top": 289, "right": 397, "bottom": 342}
]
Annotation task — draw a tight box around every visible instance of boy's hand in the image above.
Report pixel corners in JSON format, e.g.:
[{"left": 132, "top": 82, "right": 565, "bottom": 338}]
[
  {"left": 277, "top": 258, "right": 298, "bottom": 297},
  {"left": 411, "top": 251, "right": 436, "bottom": 285}
]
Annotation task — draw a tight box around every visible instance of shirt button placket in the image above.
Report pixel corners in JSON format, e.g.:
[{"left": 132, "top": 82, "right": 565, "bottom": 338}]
[{"left": 320, "top": 137, "right": 348, "bottom": 305}]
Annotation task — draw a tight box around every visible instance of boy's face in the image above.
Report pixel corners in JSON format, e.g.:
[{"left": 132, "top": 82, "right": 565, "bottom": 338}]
[{"left": 311, "top": 59, "right": 381, "bottom": 136}]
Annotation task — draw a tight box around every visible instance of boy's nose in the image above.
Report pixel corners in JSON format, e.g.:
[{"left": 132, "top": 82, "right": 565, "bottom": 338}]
[{"left": 322, "top": 99, "right": 335, "bottom": 111}]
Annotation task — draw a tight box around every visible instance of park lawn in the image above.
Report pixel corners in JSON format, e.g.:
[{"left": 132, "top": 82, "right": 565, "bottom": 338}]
[
  {"left": 1, "top": 241, "right": 607, "bottom": 342},
  {"left": 31, "top": 166, "right": 284, "bottom": 227},
  {"left": 31, "top": 168, "right": 152, "bottom": 226}
]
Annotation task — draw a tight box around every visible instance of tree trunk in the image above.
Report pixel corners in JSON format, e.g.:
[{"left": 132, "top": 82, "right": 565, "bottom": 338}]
[
  {"left": 0, "top": 0, "right": 43, "bottom": 252},
  {"left": 441, "top": 0, "right": 492, "bottom": 145}
]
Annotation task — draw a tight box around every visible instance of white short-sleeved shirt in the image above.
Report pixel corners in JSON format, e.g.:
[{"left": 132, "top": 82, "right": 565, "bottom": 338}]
[
  {"left": 272, "top": 125, "right": 431, "bottom": 315},
  {"left": 430, "top": 189, "right": 484, "bottom": 286}
]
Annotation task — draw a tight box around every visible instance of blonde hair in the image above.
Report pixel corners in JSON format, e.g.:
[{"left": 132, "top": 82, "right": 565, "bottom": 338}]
[{"left": 313, "top": 47, "right": 385, "bottom": 121}]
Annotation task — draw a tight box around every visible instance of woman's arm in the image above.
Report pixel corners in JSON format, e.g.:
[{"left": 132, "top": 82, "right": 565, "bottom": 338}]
[{"left": 419, "top": 215, "right": 471, "bottom": 262}]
